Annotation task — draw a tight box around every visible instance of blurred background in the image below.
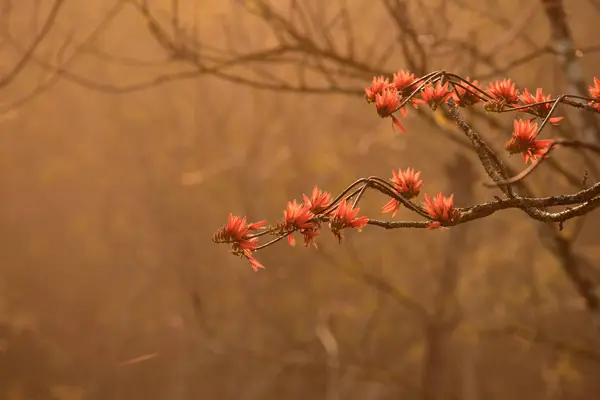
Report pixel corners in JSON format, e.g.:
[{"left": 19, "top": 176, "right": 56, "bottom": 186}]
[{"left": 1, "top": 0, "right": 600, "bottom": 399}]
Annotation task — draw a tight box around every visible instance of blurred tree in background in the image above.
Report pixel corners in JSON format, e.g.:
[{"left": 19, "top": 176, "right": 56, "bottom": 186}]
[{"left": 1, "top": 0, "right": 600, "bottom": 399}]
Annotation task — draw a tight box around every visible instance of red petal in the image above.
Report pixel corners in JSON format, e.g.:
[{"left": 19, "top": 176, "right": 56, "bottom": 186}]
[
  {"left": 549, "top": 116, "right": 563, "bottom": 125},
  {"left": 392, "top": 116, "right": 407, "bottom": 133},
  {"left": 427, "top": 221, "right": 441, "bottom": 230},
  {"left": 248, "top": 256, "right": 265, "bottom": 271},
  {"left": 287, "top": 234, "right": 296, "bottom": 247}
]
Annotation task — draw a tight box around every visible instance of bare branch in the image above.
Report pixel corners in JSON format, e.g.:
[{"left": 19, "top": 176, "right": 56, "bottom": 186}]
[{"left": 0, "top": 0, "right": 65, "bottom": 89}]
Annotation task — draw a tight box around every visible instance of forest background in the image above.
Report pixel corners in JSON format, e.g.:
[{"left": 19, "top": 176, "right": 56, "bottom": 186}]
[{"left": 1, "top": 0, "right": 600, "bottom": 399}]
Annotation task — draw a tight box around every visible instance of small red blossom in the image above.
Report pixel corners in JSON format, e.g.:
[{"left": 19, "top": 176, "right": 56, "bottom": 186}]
[
  {"left": 212, "top": 214, "right": 267, "bottom": 271},
  {"left": 375, "top": 88, "right": 399, "bottom": 117},
  {"left": 375, "top": 88, "right": 407, "bottom": 133},
  {"left": 423, "top": 193, "right": 460, "bottom": 230},
  {"left": 329, "top": 199, "right": 369, "bottom": 243},
  {"left": 392, "top": 70, "right": 420, "bottom": 116},
  {"left": 365, "top": 76, "right": 392, "bottom": 103},
  {"left": 486, "top": 79, "right": 519, "bottom": 111},
  {"left": 588, "top": 77, "right": 600, "bottom": 112},
  {"left": 213, "top": 213, "right": 266, "bottom": 250},
  {"left": 518, "top": 88, "right": 563, "bottom": 125},
  {"left": 504, "top": 119, "right": 555, "bottom": 164},
  {"left": 382, "top": 168, "right": 423, "bottom": 217},
  {"left": 281, "top": 200, "right": 318, "bottom": 247},
  {"left": 418, "top": 81, "right": 452, "bottom": 110},
  {"left": 302, "top": 185, "right": 332, "bottom": 214},
  {"left": 392, "top": 69, "right": 417, "bottom": 93},
  {"left": 452, "top": 78, "right": 482, "bottom": 107}
]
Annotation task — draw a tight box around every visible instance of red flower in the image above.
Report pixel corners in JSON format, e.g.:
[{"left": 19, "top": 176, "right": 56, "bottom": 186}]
[
  {"left": 392, "top": 69, "right": 416, "bottom": 94},
  {"left": 212, "top": 214, "right": 267, "bottom": 271},
  {"left": 282, "top": 200, "right": 317, "bottom": 247},
  {"left": 375, "top": 87, "right": 399, "bottom": 117},
  {"left": 452, "top": 78, "right": 482, "bottom": 107},
  {"left": 486, "top": 79, "right": 519, "bottom": 111},
  {"left": 519, "top": 88, "right": 563, "bottom": 125},
  {"left": 504, "top": 119, "right": 555, "bottom": 164},
  {"left": 382, "top": 168, "right": 423, "bottom": 217},
  {"left": 423, "top": 193, "right": 460, "bottom": 229},
  {"left": 419, "top": 81, "right": 452, "bottom": 110},
  {"left": 588, "top": 77, "right": 600, "bottom": 112},
  {"left": 213, "top": 214, "right": 265, "bottom": 249},
  {"left": 393, "top": 69, "right": 420, "bottom": 116},
  {"left": 329, "top": 199, "right": 369, "bottom": 243},
  {"left": 365, "top": 76, "right": 392, "bottom": 102},
  {"left": 375, "top": 88, "right": 407, "bottom": 133},
  {"left": 302, "top": 185, "right": 332, "bottom": 214}
]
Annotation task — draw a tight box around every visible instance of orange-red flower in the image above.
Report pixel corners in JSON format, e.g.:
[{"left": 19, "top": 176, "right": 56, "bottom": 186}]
[
  {"left": 589, "top": 77, "right": 600, "bottom": 112},
  {"left": 486, "top": 79, "right": 519, "bottom": 111},
  {"left": 419, "top": 81, "right": 452, "bottom": 110},
  {"left": 213, "top": 214, "right": 267, "bottom": 271},
  {"left": 213, "top": 214, "right": 265, "bottom": 250},
  {"left": 382, "top": 168, "right": 423, "bottom": 217},
  {"left": 392, "top": 69, "right": 421, "bottom": 116},
  {"left": 423, "top": 192, "right": 460, "bottom": 229},
  {"left": 365, "top": 76, "right": 392, "bottom": 103},
  {"left": 282, "top": 200, "right": 318, "bottom": 247},
  {"left": 375, "top": 87, "right": 399, "bottom": 117},
  {"left": 375, "top": 88, "right": 407, "bottom": 133},
  {"left": 504, "top": 119, "right": 555, "bottom": 164},
  {"left": 329, "top": 199, "right": 369, "bottom": 243},
  {"left": 518, "top": 88, "right": 563, "bottom": 125},
  {"left": 452, "top": 78, "right": 482, "bottom": 107},
  {"left": 302, "top": 185, "right": 332, "bottom": 214},
  {"left": 392, "top": 69, "right": 417, "bottom": 96}
]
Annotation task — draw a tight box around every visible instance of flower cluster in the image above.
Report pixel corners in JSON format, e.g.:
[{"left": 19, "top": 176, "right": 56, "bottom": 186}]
[
  {"left": 328, "top": 199, "right": 369, "bottom": 243},
  {"left": 423, "top": 193, "right": 461, "bottom": 230},
  {"left": 416, "top": 81, "right": 452, "bottom": 110},
  {"left": 518, "top": 88, "right": 563, "bottom": 125},
  {"left": 381, "top": 168, "right": 423, "bottom": 217},
  {"left": 365, "top": 70, "right": 420, "bottom": 133},
  {"left": 213, "top": 186, "right": 370, "bottom": 270},
  {"left": 504, "top": 119, "right": 554, "bottom": 163},
  {"left": 214, "top": 70, "right": 600, "bottom": 271},
  {"left": 380, "top": 167, "right": 458, "bottom": 229},
  {"left": 486, "top": 78, "right": 519, "bottom": 111},
  {"left": 212, "top": 214, "right": 267, "bottom": 271},
  {"left": 276, "top": 186, "right": 334, "bottom": 248},
  {"left": 363, "top": 72, "right": 600, "bottom": 164},
  {"left": 452, "top": 78, "right": 482, "bottom": 107}
]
